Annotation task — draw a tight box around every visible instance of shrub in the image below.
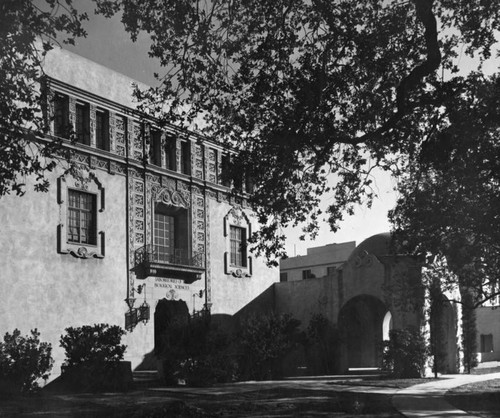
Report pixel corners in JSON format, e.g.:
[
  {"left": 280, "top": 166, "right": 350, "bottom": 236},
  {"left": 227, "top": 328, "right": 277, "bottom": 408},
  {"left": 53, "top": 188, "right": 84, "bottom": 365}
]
[
  {"left": 60, "top": 323, "right": 126, "bottom": 367},
  {"left": 461, "top": 292, "right": 478, "bottom": 373},
  {"left": 0, "top": 329, "right": 53, "bottom": 393},
  {"left": 307, "top": 313, "right": 339, "bottom": 374},
  {"left": 382, "top": 328, "right": 428, "bottom": 378},
  {"left": 59, "top": 324, "right": 128, "bottom": 391},
  {"left": 157, "top": 312, "right": 236, "bottom": 386},
  {"left": 238, "top": 313, "right": 301, "bottom": 380}
]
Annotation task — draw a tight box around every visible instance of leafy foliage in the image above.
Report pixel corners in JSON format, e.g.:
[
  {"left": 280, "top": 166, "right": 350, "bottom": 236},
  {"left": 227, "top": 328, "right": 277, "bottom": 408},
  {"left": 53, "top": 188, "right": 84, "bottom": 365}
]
[
  {"left": 93, "top": 0, "right": 500, "bottom": 266},
  {"left": 391, "top": 75, "right": 500, "bottom": 304},
  {"left": 0, "top": 329, "right": 53, "bottom": 393},
  {"left": 461, "top": 292, "right": 478, "bottom": 374},
  {"left": 306, "top": 313, "right": 339, "bottom": 374},
  {"left": 238, "top": 313, "right": 301, "bottom": 380},
  {"left": 0, "top": 0, "right": 87, "bottom": 196},
  {"left": 382, "top": 328, "right": 428, "bottom": 378},
  {"left": 60, "top": 323, "right": 126, "bottom": 367},
  {"left": 156, "top": 311, "right": 237, "bottom": 386}
]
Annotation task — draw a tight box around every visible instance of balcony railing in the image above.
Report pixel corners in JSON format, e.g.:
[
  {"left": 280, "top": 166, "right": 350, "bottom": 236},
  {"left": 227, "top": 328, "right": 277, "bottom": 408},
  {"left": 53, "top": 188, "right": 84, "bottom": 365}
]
[{"left": 134, "top": 245, "right": 205, "bottom": 283}]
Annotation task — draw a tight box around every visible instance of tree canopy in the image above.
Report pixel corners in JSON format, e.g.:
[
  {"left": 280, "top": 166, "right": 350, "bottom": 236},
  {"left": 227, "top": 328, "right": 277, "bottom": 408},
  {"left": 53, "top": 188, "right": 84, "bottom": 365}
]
[
  {"left": 0, "top": 0, "right": 87, "bottom": 196},
  {"left": 3, "top": 0, "right": 500, "bottom": 301},
  {"left": 97, "top": 1, "right": 500, "bottom": 269}
]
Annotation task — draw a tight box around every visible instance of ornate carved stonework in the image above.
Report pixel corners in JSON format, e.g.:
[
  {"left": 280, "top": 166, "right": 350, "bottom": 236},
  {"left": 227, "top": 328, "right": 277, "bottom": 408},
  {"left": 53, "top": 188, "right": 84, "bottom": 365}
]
[
  {"left": 151, "top": 185, "right": 190, "bottom": 209},
  {"left": 223, "top": 206, "right": 252, "bottom": 277},
  {"left": 353, "top": 250, "right": 374, "bottom": 268},
  {"left": 205, "top": 197, "right": 212, "bottom": 306},
  {"left": 89, "top": 104, "right": 96, "bottom": 148}
]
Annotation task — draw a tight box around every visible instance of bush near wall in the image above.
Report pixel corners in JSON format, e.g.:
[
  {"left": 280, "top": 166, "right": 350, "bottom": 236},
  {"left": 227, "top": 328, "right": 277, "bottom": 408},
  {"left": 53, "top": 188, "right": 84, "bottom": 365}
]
[
  {"left": 382, "top": 328, "right": 428, "bottom": 378},
  {"left": 57, "top": 324, "right": 130, "bottom": 392},
  {"left": 0, "top": 329, "right": 53, "bottom": 394},
  {"left": 238, "top": 313, "right": 301, "bottom": 380},
  {"left": 158, "top": 312, "right": 237, "bottom": 386}
]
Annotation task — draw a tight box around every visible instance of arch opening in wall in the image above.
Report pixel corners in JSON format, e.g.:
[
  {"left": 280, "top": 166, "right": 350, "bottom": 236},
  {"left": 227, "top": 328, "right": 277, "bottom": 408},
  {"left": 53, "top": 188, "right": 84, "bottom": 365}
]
[
  {"left": 338, "top": 294, "right": 388, "bottom": 369},
  {"left": 382, "top": 311, "right": 393, "bottom": 341}
]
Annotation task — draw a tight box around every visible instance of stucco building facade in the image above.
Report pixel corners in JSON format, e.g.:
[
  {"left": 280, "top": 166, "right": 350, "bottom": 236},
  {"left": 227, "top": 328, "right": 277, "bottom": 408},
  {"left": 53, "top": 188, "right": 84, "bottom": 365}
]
[{"left": 0, "top": 48, "right": 278, "bottom": 377}]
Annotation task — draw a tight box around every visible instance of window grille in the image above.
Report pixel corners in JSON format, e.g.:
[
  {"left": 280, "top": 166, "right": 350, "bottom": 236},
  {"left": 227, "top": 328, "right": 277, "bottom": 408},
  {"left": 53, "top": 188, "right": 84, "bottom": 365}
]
[
  {"left": 67, "top": 190, "right": 96, "bottom": 245},
  {"left": 154, "top": 213, "right": 176, "bottom": 263},
  {"left": 230, "top": 226, "right": 246, "bottom": 267}
]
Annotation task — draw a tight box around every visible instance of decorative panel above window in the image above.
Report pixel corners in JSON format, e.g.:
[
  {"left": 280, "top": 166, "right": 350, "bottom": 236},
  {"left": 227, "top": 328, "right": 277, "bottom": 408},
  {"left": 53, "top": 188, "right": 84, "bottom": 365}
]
[
  {"left": 223, "top": 207, "right": 252, "bottom": 277},
  {"left": 57, "top": 172, "right": 105, "bottom": 259}
]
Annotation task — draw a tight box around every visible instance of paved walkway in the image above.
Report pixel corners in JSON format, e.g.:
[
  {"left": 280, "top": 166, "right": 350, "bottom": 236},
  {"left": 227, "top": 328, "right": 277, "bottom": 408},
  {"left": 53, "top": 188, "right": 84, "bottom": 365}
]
[{"left": 392, "top": 372, "right": 500, "bottom": 417}]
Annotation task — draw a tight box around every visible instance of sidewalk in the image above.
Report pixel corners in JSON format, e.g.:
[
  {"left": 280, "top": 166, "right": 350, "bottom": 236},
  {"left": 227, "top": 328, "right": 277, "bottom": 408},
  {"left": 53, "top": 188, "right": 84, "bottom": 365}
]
[{"left": 392, "top": 372, "right": 500, "bottom": 417}]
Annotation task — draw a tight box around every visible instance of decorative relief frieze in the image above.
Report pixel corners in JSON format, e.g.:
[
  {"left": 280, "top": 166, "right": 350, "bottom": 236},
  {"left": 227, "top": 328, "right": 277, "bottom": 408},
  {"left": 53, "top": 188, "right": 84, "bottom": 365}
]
[
  {"left": 116, "top": 146, "right": 125, "bottom": 156},
  {"left": 96, "top": 159, "right": 108, "bottom": 170},
  {"left": 116, "top": 116, "right": 125, "bottom": 131},
  {"left": 206, "top": 190, "right": 217, "bottom": 200},
  {"left": 151, "top": 185, "right": 190, "bottom": 208},
  {"left": 134, "top": 194, "right": 144, "bottom": 206},
  {"left": 134, "top": 181, "right": 144, "bottom": 193},
  {"left": 146, "top": 174, "right": 160, "bottom": 184},
  {"left": 135, "top": 233, "right": 144, "bottom": 244},
  {"left": 353, "top": 250, "right": 374, "bottom": 268},
  {"left": 89, "top": 104, "right": 96, "bottom": 148},
  {"left": 116, "top": 132, "right": 125, "bottom": 145},
  {"left": 205, "top": 197, "right": 212, "bottom": 307}
]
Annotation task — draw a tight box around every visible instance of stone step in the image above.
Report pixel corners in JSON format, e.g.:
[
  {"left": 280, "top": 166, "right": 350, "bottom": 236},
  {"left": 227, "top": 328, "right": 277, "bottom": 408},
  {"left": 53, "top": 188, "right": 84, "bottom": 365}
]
[{"left": 132, "top": 370, "right": 163, "bottom": 388}]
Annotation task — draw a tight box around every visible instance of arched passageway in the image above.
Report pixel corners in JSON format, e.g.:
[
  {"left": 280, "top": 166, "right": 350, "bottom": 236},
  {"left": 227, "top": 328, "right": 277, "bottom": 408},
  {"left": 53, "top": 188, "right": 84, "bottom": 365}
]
[
  {"left": 339, "top": 295, "right": 390, "bottom": 369},
  {"left": 154, "top": 299, "right": 189, "bottom": 356}
]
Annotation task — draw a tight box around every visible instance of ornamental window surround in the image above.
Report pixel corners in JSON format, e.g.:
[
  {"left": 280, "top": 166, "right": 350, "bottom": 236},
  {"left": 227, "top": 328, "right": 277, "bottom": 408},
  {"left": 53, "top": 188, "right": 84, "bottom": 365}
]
[
  {"left": 230, "top": 225, "right": 247, "bottom": 268},
  {"left": 223, "top": 207, "right": 252, "bottom": 277},
  {"left": 57, "top": 173, "right": 105, "bottom": 259},
  {"left": 67, "top": 189, "right": 97, "bottom": 245}
]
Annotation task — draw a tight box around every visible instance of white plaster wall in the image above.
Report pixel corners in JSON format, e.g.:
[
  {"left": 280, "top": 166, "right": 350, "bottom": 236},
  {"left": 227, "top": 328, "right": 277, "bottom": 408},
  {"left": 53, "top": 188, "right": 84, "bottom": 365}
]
[
  {"left": 208, "top": 199, "right": 279, "bottom": 315},
  {"left": 274, "top": 278, "right": 339, "bottom": 329},
  {"left": 476, "top": 306, "right": 500, "bottom": 361},
  {"left": 0, "top": 168, "right": 129, "bottom": 379}
]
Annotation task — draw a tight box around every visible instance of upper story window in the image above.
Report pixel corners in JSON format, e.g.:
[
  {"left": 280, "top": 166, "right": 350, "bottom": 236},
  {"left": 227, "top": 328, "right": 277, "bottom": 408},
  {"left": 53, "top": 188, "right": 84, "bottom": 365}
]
[
  {"left": 53, "top": 94, "right": 70, "bottom": 139},
  {"left": 280, "top": 272, "right": 288, "bottom": 282},
  {"left": 154, "top": 203, "right": 189, "bottom": 264},
  {"left": 96, "top": 109, "right": 110, "bottom": 151},
  {"left": 150, "top": 129, "right": 162, "bottom": 166},
  {"left": 230, "top": 225, "right": 247, "bottom": 267},
  {"left": 75, "top": 102, "right": 90, "bottom": 145},
  {"left": 221, "top": 154, "right": 231, "bottom": 187},
  {"left": 68, "top": 189, "right": 97, "bottom": 245},
  {"left": 302, "top": 269, "right": 315, "bottom": 280},
  {"left": 180, "top": 140, "right": 191, "bottom": 175},
  {"left": 165, "top": 136, "right": 177, "bottom": 171}
]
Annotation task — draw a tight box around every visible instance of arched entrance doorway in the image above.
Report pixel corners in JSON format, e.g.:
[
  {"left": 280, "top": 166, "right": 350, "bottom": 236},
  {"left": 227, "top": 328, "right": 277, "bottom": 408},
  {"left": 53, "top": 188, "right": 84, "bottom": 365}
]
[
  {"left": 339, "top": 295, "right": 390, "bottom": 369},
  {"left": 154, "top": 298, "right": 189, "bottom": 356}
]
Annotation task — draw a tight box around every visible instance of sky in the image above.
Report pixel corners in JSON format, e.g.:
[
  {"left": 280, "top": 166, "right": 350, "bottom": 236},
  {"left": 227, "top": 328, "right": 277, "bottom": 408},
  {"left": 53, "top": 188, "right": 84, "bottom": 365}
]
[{"left": 58, "top": 0, "right": 497, "bottom": 256}]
